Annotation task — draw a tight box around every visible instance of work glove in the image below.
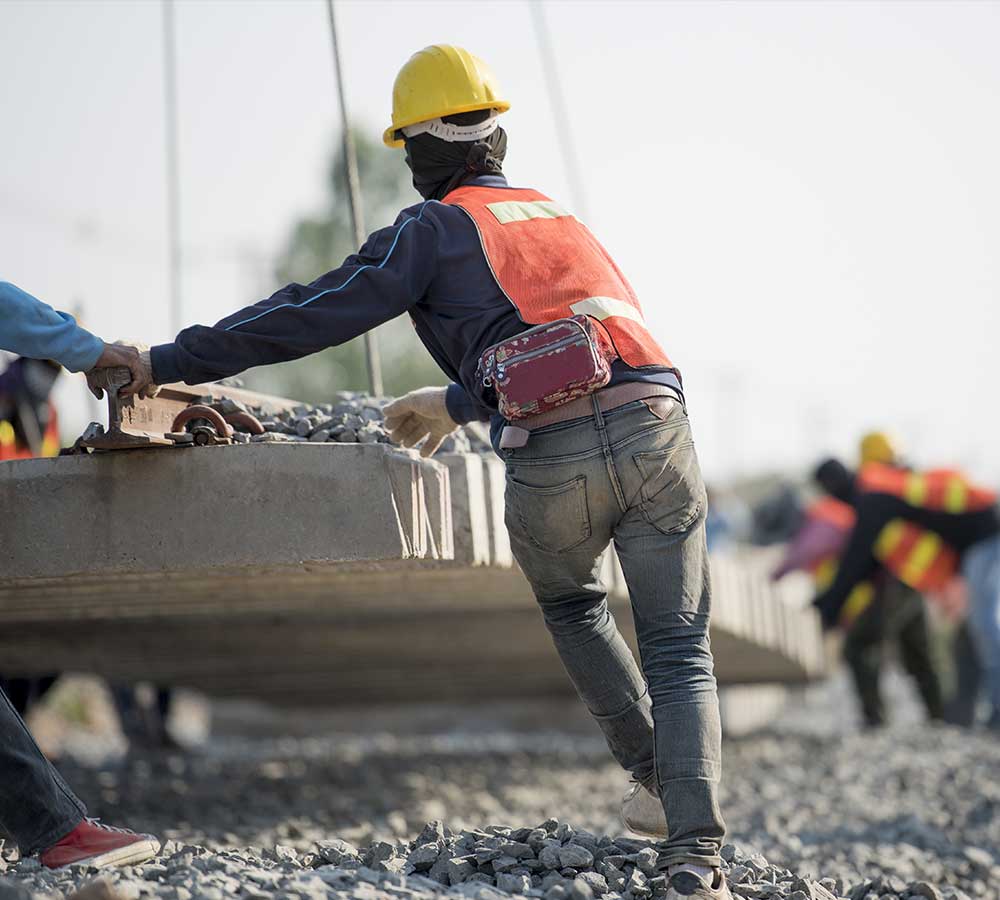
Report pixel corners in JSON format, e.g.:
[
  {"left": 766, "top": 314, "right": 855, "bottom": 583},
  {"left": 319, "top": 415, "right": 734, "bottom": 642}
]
[
  {"left": 383, "top": 386, "right": 457, "bottom": 458},
  {"left": 87, "top": 341, "right": 161, "bottom": 400}
]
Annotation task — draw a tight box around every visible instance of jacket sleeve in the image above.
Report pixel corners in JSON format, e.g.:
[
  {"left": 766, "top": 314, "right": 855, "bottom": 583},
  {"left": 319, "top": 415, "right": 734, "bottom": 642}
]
[
  {"left": 445, "top": 382, "right": 493, "bottom": 424},
  {"left": 150, "top": 203, "right": 439, "bottom": 385},
  {"left": 0, "top": 282, "right": 104, "bottom": 372},
  {"left": 812, "top": 495, "right": 889, "bottom": 622}
]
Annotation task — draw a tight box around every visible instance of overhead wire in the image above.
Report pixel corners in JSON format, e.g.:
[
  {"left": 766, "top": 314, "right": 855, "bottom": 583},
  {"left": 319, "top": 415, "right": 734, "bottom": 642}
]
[
  {"left": 325, "top": 0, "right": 384, "bottom": 396},
  {"left": 529, "top": 0, "right": 591, "bottom": 222},
  {"left": 162, "top": 0, "right": 183, "bottom": 334}
]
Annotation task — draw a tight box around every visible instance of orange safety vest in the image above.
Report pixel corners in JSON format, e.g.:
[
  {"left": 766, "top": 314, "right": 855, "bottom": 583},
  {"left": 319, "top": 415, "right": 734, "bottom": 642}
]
[
  {"left": 443, "top": 185, "right": 673, "bottom": 370},
  {"left": 805, "top": 496, "right": 875, "bottom": 627},
  {"left": 857, "top": 463, "right": 998, "bottom": 592},
  {"left": 0, "top": 405, "right": 61, "bottom": 461}
]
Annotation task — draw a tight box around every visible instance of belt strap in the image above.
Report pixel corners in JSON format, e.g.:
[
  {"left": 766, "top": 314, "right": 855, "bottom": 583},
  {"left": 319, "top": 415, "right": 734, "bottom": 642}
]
[{"left": 499, "top": 383, "right": 680, "bottom": 449}]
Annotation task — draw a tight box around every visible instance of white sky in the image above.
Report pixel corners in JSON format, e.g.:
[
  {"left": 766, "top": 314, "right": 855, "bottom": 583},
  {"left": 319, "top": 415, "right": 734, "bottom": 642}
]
[{"left": 1, "top": 0, "right": 997, "bottom": 481}]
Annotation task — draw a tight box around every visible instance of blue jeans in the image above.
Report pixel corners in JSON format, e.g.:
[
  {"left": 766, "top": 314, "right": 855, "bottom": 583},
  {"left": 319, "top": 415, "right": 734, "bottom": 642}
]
[
  {"left": 499, "top": 395, "right": 724, "bottom": 867},
  {"left": 0, "top": 687, "right": 85, "bottom": 853},
  {"left": 962, "top": 533, "right": 1000, "bottom": 723}
]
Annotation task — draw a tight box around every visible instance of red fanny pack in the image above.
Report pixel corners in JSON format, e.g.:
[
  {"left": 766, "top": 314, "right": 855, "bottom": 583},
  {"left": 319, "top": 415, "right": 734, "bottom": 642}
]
[{"left": 477, "top": 315, "right": 616, "bottom": 420}]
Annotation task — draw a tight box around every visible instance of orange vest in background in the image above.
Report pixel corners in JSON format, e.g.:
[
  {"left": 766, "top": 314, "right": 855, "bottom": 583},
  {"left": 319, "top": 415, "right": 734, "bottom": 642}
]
[
  {"left": 858, "top": 463, "right": 998, "bottom": 513},
  {"left": 0, "top": 405, "right": 60, "bottom": 461},
  {"left": 857, "top": 463, "right": 998, "bottom": 592},
  {"left": 443, "top": 185, "right": 673, "bottom": 369}
]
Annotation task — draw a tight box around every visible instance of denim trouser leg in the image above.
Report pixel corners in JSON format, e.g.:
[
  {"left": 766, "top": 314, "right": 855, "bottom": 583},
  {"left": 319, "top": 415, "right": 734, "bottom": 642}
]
[
  {"left": 962, "top": 534, "right": 1000, "bottom": 720},
  {"left": 501, "top": 396, "right": 724, "bottom": 867},
  {"left": 0, "top": 687, "right": 86, "bottom": 853}
]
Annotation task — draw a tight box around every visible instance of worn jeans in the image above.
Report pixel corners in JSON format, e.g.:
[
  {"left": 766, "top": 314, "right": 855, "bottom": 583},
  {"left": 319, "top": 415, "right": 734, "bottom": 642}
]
[
  {"left": 0, "top": 686, "right": 85, "bottom": 853},
  {"left": 962, "top": 533, "right": 1000, "bottom": 723},
  {"left": 499, "top": 395, "right": 724, "bottom": 867}
]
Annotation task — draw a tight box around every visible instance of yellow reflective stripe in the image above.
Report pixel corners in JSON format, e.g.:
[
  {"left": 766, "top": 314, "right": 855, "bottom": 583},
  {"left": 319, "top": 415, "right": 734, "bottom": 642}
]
[
  {"left": 486, "top": 200, "right": 570, "bottom": 224},
  {"left": 41, "top": 434, "right": 60, "bottom": 458},
  {"left": 904, "top": 474, "right": 928, "bottom": 506},
  {"left": 0, "top": 420, "right": 14, "bottom": 448},
  {"left": 900, "top": 531, "right": 943, "bottom": 587},
  {"left": 569, "top": 296, "right": 646, "bottom": 325},
  {"left": 944, "top": 477, "right": 967, "bottom": 513},
  {"left": 840, "top": 581, "right": 875, "bottom": 625},
  {"left": 813, "top": 558, "right": 837, "bottom": 589},
  {"left": 874, "top": 519, "right": 906, "bottom": 560}
]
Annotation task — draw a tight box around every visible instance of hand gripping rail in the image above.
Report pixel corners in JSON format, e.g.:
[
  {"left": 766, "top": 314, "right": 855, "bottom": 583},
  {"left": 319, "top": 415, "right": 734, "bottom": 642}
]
[{"left": 76, "top": 367, "right": 290, "bottom": 452}]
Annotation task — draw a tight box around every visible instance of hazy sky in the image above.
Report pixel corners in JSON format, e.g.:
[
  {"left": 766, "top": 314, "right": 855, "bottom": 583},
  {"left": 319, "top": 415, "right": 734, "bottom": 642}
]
[{"left": 2, "top": 0, "right": 998, "bottom": 481}]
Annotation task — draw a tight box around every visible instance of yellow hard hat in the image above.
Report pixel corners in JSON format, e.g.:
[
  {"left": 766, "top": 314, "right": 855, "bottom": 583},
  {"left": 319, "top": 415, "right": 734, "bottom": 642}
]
[
  {"left": 383, "top": 44, "right": 510, "bottom": 148},
  {"left": 859, "top": 431, "right": 899, "bottom": 465}
]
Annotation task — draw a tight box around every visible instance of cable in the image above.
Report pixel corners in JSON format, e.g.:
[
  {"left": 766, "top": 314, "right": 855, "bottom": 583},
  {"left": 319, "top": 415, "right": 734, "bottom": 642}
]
[
  {"left": 529, "top": 0, "right": 591, "bottom": 222},
  {"left": 162, "top": 0, "right": 183, "bottom": 334},
  {"left": 325, "top": 0, "right": 384, "bottom": 396}
]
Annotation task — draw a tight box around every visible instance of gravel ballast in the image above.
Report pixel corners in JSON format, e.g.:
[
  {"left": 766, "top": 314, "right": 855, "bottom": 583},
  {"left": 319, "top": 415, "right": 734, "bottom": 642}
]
[{"left": 2, "top": 679, "right": 997, "bottom": 900}]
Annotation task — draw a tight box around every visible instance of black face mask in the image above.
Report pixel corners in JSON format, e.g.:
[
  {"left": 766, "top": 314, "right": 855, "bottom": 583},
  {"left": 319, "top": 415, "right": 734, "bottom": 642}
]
[{"left": 403, "top": 118, "right": 507, "bottom": 201}]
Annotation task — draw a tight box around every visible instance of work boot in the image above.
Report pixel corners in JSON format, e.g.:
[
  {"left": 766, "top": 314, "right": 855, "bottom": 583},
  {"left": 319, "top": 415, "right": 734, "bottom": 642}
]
[
  {"left": 621, "top": 779, "right": 668, "bottom": 838},
  {"left": 658, "top": 869, "right": 733, "bottom": 900},
  {"left": 39, "top": 819, "right": 160, "bottom": 869}
]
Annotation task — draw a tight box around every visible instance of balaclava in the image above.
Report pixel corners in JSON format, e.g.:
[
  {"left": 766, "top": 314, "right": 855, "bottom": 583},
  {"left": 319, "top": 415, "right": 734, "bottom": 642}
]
[{"left": 403, "top": 109, "right": 507, "bottom": 201}]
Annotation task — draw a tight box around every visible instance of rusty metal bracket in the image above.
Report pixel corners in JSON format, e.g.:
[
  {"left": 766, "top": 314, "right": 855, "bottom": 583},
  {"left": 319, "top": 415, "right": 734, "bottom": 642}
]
[
  {"left": 171, "top": 405, "right": 233, "bottom": 446},
  {"left": 78, "top": 369, "right": 298, "bottom": 452}
]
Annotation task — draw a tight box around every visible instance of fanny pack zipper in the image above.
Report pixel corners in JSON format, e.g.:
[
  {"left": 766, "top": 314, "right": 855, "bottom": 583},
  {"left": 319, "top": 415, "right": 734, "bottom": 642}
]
[{"left": 495, "top": 321, "right": 593, "bottom": 367}]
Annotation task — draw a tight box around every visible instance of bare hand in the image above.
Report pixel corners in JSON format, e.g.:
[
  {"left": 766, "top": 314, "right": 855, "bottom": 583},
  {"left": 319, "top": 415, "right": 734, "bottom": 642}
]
[{"left": 87, "top": 342, "right": 158, "bottom": 399}]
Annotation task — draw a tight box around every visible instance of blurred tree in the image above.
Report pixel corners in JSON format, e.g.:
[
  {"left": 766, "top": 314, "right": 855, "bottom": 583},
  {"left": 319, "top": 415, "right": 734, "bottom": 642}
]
[{"left": 243, "top": 130, "right": 446, "bottom": 402}]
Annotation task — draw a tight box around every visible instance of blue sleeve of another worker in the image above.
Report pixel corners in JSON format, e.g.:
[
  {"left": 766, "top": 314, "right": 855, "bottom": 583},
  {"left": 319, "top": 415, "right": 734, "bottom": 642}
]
[
  {"left": 0, "top": 281, "right": 104, "bottom": 372},
  {"left": 150, "top": 203, "right": 440, "bottom": 386}
]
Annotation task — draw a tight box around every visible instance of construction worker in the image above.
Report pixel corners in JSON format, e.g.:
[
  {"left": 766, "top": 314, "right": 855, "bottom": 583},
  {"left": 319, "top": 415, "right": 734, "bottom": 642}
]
[
  {"left": 812, "top": 458, "right": 1000, "bottom": 729},
  {"left": 0, "top": 280, "right": 146, "bottom": 390},
  {"left": 775, "top": 451, "right": 945, "bottom": 727},
  {"left": 845, "top": 434, "right": 944, "bottom": 726},
  {"left": 114, "top": 45, "right": 730, "bottom": 899},
  {"left": 0, "top": 280, "right": 161, "bottom": 867}
]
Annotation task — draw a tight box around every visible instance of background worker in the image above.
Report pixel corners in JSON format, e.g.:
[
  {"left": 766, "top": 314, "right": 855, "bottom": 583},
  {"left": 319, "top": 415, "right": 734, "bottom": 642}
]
[
  {"left": 833, "top": 433, "right": 942, "bottom": 726},
  {"left": 775, "top": 447, "right": 945, "bottom": 727},
  {"left": 110, "top": 44, "right": 731, "bottom": 900},
  {"left": 0, "top": 280, "right": 160, "bottom": 867},
  {"left": 812, "top": 458, "right": 1000, "bottom": 729}
]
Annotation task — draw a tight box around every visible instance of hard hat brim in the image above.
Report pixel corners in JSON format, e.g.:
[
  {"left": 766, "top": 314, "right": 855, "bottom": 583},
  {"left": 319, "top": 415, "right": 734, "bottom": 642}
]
[{"left": 383, "top": 99, "right": 511, "bottom": 148}]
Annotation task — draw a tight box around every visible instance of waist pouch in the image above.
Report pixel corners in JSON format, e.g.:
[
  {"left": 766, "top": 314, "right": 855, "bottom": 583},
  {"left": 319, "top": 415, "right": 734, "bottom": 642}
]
[{"left": 477, "top": 315, "right": 616, "bottom": 421}]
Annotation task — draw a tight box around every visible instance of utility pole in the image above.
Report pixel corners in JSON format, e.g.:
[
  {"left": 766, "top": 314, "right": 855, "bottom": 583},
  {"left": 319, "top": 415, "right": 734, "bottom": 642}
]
[
  {"left": 326, "top": 0, "right": 384, "bottom": 396},
  {"left": 530, "top": 0, "right": 590, "bottom": 222},
  {"left": 162, "top": 0, "right": 183, "bottom": 335}
]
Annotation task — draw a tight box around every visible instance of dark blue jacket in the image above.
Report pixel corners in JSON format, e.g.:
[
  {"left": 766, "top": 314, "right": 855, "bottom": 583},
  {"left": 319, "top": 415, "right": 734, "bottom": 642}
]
[{"left": 151, "top": 175, "right": 679, "bottom": 423}]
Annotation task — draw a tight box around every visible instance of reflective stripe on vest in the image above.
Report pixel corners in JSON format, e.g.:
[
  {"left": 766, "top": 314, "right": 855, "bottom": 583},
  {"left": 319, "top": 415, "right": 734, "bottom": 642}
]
[
  {"left": 811, "top": 552, "right": 874, "bottom": 627},
  {"left": 0, "top": 419, "right": 16, "bottom": 460},
  {"left": 873, "top": 517, "right": 958, "bottom": 592},
  {"left": 443, "top": 185, "right": 673, "bottom": 369}
]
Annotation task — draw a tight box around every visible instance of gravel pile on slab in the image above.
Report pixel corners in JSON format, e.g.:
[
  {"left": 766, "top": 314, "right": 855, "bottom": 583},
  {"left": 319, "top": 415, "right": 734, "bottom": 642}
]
[{"left": 205, "top": 391, "right": 490, "bottom": 453}]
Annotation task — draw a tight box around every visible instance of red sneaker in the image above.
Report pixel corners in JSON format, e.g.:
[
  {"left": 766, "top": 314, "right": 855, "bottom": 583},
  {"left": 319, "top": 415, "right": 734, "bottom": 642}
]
[{"left": 39, "top": 819, "right": 160, "bottom": 869}]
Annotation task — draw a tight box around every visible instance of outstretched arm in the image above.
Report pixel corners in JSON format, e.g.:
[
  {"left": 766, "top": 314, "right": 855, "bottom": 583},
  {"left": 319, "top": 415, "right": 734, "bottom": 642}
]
[
  {"left": 150, "top": 204, "right": 439, "bottom": 387},
  {"left": 0, "top": 281, "right": 104, "bottom": 372}
]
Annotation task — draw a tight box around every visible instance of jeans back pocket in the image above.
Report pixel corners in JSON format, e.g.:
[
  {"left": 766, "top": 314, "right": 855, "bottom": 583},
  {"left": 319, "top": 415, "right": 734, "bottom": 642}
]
[
  {"left": 632, "top": 441, "right": 705, "bottom": 536},
  {"left": 506, "top": 474, "right": 592, "bottom": 553}
]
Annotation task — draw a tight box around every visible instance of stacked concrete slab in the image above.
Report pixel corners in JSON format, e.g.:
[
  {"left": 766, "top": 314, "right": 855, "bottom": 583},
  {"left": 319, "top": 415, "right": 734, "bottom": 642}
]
[{"left": 0, "top": 441, "right": 825, "bottom": 705}]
